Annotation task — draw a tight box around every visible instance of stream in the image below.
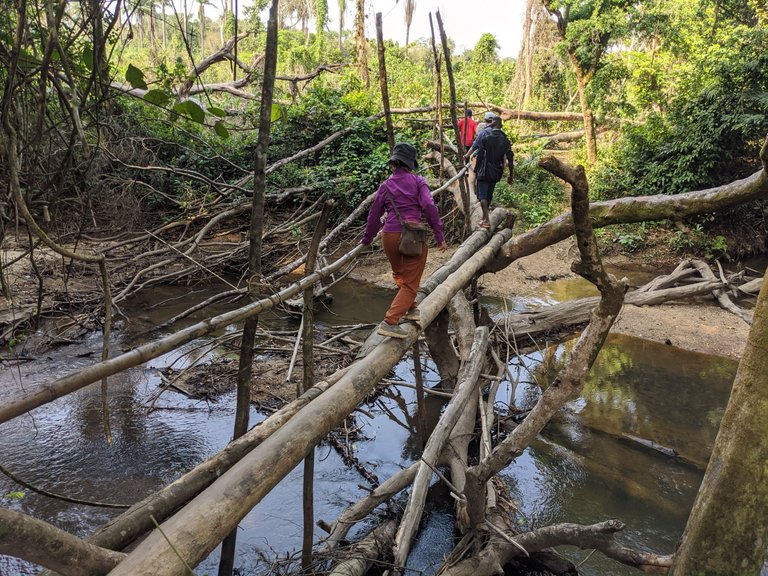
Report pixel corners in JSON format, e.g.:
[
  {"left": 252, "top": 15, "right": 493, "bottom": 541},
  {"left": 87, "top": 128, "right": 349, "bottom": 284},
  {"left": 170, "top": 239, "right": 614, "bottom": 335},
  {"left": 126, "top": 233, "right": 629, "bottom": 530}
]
[{"left": 0, "top": 276, "right": 739, "bottom": 575}]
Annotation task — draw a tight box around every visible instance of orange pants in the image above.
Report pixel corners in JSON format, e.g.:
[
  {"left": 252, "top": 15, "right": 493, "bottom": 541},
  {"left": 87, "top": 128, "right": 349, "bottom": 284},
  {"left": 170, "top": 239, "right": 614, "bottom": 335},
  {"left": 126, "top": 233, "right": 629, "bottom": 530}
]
[{"left": 382, "top": 232, "right": 428, "bottom": 325}]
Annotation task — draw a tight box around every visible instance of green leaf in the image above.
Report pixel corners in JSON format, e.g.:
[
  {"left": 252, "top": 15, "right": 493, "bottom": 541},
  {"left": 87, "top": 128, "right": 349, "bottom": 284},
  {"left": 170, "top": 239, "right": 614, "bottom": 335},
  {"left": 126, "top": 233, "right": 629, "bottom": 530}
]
[
  {"left": 270, "top": 103, "right": 283, "bottom": 122},
  {"left": 208, "top": 106, "right": 227, "bottom": 118},
  {"left": 144, "top": 89, "right": 171, "bottom": 107},
  {"left": 4, "top": 491, "right": 25, "bottom": 500},
  {"left": 214, "top": 120, "right": 230, "bottom": 139},
  {"left": 50, "top": 49, "right": 61, "bottom": 62},
  {"left": 126, "top": 63, "right": 147, "bottom": 90},
  {"left": 173, "top": 99, "right": 206, "bottom": 123},
  {"left": 82, "top": 44, "right": 93, "bottom": 71}
]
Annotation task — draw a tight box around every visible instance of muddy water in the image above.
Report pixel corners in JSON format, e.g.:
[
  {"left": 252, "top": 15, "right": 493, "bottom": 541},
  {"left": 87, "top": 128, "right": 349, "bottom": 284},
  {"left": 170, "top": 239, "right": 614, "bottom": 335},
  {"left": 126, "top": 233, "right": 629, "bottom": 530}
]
[{"left": 0, "top": 279, "right": 738, "bottom": 575}]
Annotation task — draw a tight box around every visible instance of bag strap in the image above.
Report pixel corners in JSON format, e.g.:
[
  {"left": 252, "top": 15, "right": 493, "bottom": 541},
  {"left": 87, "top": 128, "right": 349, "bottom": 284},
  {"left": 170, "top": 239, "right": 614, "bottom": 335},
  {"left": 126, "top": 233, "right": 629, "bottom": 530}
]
[{"left": 384, "top": 187, "right": 407, "bottom": 226}]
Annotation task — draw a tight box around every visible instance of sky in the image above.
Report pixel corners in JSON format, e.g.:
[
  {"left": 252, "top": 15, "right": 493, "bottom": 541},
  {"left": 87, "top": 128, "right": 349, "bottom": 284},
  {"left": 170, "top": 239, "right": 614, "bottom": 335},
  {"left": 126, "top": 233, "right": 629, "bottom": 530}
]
[
  {"left": 194, "top": 0, "right": 526, "bottom": 58},
  {"left": 332, "top": 0, "right": 526, "bottom": 58}
]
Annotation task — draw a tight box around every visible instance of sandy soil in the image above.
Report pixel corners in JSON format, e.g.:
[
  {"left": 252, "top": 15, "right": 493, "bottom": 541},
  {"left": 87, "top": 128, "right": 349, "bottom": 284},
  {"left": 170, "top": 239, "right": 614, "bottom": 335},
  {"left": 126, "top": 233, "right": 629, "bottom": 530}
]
[{"left": 351, "top": 239, "right": 751, "bottom": 360}]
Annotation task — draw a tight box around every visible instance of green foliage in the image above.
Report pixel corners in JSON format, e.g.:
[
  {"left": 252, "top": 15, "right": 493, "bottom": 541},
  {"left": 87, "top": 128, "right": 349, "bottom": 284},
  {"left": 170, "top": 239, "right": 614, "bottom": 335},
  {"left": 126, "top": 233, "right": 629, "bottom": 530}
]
[
  {"left": 494, "top": 151, "right": 566, "bottom": 228},
  {"left": 670, "top": 222, "right": 730, "bottom": 260},
  {"left": 266, "top": 86, "right": 391, "bottom": 210},
  {"left": 453, "top": 35, "right": 515, "bottom": 104},
  {"left": 604, "top": 223, "right": 650, "bottom": 252},
  {"left": 591, "top": 26, "right": 768, "bottom": 200},
  {"left": 3, "top": 491, "right": 25, "bottom": 501},
  {"left": 472, "top": 33, "right": 500, "bottom": 64}
]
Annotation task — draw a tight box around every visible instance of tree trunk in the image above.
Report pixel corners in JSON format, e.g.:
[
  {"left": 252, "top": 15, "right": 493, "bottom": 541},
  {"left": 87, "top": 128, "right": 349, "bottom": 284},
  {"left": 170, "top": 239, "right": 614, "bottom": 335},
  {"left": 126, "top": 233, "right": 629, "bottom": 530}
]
[
  {"left": 571, "top": 62, "right": 597, "bottom": 165},
  {"left": 670, "top": 275, "right": 768, "bottom": 573},
  {"left": 0, "top": 508, "right": 124, "bottom": 576},
  {"left": 375, "top": 13, "right": 394, "bottom": 152},
  {"left": 199, "top": 2, "right": 205, "bottom": 54},
  {"left": 355, "top": 0, "right": 368, "bottom": 87},
  {"left": 218, "top": 2, "right": 278, "bottom": 574},
  {"left": 435, "top": 10, "right": 470, "bottom": 238},
  {"left": 509, "top": 0, "right": 535, "bottom": 107}
]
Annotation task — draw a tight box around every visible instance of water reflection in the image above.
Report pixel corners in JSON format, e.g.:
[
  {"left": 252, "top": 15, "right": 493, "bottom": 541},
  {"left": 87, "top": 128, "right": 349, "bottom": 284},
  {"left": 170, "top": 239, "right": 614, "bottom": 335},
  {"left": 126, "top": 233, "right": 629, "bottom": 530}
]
[{"left": 501, "top": 333, "right": 737, "bottom": 575}]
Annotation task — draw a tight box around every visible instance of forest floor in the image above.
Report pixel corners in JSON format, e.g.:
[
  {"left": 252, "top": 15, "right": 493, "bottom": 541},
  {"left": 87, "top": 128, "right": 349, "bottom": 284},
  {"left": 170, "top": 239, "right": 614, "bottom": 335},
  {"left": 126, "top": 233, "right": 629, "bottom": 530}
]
[{"left": 351, "top": 238, "right": 752, "bottom": 360}]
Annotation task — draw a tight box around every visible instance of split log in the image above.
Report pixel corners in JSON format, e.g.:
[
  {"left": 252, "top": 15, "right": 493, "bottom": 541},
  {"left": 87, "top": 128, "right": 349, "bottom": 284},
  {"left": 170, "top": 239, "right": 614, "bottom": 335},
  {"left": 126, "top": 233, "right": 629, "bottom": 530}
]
[
  {"left": 392, "top": 327, "right": 489, "bottom": 568},
  {"left": 484, "top": 137, "right": 768, "bottom": 274},
  {"left": 0, "top": 508, "right": 124, "bottom": 576}
]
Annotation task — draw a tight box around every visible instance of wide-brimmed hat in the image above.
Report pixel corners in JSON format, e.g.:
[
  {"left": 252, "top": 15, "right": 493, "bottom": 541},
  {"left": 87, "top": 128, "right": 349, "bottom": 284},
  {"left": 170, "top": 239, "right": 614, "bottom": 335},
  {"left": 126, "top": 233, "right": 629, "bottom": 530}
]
[{"left": 389, "top": 142, "right": 418, "bottom": 171}]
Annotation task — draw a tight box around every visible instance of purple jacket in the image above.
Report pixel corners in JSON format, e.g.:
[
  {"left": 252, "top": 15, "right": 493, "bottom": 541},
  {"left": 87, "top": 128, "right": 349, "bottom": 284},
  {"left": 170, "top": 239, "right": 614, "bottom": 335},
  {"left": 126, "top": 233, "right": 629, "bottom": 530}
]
[{"left": 361, "top": 167, "right": 445, "bottom": 246}]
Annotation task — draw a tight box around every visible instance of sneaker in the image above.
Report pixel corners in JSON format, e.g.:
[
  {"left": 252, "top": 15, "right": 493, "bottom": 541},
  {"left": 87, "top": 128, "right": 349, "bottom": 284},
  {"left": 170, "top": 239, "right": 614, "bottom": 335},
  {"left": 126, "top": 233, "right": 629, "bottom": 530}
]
[
  {"left": 402, "top": 308, "right": 420, "bottom": 322},
  {"left": 376, "top": 321, "right": 409, "bottom": 339}
]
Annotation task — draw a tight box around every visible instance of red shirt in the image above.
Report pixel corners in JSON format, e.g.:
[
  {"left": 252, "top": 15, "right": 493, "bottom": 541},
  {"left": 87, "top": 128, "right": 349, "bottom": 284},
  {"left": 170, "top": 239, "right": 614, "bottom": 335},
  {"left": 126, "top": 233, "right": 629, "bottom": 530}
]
[{"left": 458, "top": 117, "right": 477, "bottom": 147}]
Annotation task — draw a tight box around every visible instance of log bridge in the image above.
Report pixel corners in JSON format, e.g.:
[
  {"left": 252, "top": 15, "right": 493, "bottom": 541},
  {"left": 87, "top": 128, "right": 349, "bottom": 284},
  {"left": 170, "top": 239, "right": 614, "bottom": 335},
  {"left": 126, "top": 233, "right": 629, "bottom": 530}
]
[{"left": 2, "top": 145, "right": 768, "bottom": 576}]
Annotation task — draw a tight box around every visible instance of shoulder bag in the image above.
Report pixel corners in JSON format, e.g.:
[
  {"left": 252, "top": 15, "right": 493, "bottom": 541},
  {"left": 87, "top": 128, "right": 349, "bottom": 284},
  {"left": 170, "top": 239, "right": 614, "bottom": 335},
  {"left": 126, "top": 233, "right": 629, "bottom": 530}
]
[{"left": 386, "top": 190, "right": 430, "bottom": 257}]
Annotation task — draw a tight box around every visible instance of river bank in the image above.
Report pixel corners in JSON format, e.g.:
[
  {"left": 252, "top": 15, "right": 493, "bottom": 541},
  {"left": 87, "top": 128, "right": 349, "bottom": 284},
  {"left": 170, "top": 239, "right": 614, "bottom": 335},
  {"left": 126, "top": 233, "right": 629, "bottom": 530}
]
[{"left": 351, "top": 238, "right": 752, "bottom": 360}]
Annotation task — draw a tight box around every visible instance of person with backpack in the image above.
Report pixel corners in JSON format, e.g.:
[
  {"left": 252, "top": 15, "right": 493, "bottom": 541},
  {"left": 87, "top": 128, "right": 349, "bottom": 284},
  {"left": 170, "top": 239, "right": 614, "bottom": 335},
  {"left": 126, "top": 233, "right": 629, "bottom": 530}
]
[
  {"left": 361, "top": 143, "right": 448, "bottom": 339},
  {"left": 473, "top": 115, "right": 514, "bottom": 228}
]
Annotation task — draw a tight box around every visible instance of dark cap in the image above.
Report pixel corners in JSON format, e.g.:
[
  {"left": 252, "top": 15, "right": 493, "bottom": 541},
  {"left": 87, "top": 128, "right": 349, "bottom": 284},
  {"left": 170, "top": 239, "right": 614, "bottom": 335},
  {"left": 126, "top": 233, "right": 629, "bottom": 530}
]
[{"left": 389, "top": 142, "right": 418, "bottom": 171}]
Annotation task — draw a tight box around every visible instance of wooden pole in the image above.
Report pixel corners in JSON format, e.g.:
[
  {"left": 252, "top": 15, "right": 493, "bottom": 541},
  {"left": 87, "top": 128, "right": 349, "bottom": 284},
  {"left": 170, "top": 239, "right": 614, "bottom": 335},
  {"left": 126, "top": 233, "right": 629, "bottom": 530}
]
[
  {"left": 428, "top": 14, "right": 444, "bottom": 190},
  {"left": 435, "top": 10, "right": 470, "bottom": 238},
  {"left": 222, "top": 4, "right": 278, "bottom": 574},
  {"left": 300, "top": 200, "right": 334, "bottom": 570},
  {"left": 375, "top": 12, "right": 395, "bottom": 153},
  {"left": 412, "top": 341, "right": 426, "bottom": 448}
]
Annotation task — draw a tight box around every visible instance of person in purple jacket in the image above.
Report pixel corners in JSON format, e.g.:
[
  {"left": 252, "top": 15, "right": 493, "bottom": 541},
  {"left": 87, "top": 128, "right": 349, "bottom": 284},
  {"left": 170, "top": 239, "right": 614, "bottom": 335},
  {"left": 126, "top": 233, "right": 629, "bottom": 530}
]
[{"left": 361, "top": 143, "right": 448, "bottom": 339}]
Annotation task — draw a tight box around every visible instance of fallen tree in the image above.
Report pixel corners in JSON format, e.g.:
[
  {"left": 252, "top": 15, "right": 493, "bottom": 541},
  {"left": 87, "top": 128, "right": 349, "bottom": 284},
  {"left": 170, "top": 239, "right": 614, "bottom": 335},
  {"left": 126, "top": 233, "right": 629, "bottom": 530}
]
[
  {"left": 495, "top": 258, "right": 756, "bottom": 342},
  {"left": 484, "top": 136, "right": 768, "bottom": 274}
]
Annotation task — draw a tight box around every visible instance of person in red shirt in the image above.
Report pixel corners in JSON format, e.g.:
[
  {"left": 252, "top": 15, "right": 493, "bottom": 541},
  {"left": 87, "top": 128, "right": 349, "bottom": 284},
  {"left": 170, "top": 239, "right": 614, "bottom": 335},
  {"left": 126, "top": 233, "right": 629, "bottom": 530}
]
[{"left": 457, "top": 109, "right": 477, "bottom": 149}]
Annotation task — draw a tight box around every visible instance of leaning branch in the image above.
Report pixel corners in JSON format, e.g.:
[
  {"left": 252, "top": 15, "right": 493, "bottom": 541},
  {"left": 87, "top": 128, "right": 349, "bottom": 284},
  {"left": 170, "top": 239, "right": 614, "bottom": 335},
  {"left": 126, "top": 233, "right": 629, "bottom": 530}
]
[
  {"left": 484, "top": 159, "right": 768, "bottom": 274},
  {"left": 464, "top": 155, "right": 626, "bottom": 529}
]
